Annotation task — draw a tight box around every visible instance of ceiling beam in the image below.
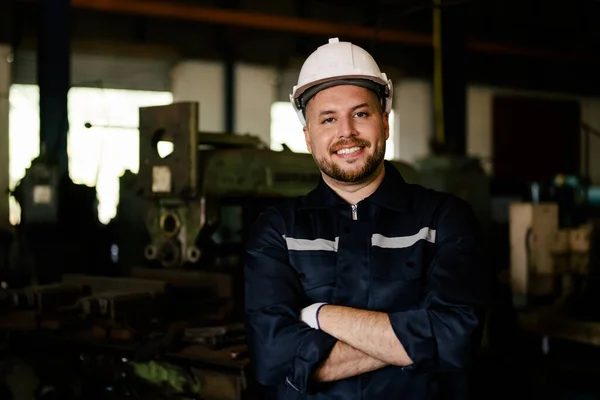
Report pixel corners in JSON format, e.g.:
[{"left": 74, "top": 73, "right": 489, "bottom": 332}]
[
  {"left": 44, "top": 0, "right": 600, "bottom": 65},
  {"left": 72, "top": 0, "right": 432, "bottom": 46}
]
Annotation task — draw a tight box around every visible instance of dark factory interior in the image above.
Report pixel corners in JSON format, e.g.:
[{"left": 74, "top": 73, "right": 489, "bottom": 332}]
[{"left": 1, "top": 0, "right": 600, "bottom": 399}]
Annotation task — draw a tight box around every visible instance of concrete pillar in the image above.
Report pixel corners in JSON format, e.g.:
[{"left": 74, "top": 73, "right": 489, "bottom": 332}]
[
  {"left": 467, "top": 86, "right": 493, "bottom": 174},
  {"left": 0, "top": 44, "right": 10, "bottom": 229},
  {"left": 170, "top": 60, "right": 225, "bottom": 132},
  {"left": 171, "top": 60, "right": 277, "bottom": 147},
  {"left": 234, "top": 63, "right": 277, "bottom": 146},
  {"left": 395, "top": 80, "right": 433, "bottom": 164}
]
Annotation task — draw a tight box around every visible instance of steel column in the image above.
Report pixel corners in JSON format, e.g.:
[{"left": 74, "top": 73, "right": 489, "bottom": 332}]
[
  {"left": 432, "top": 1, "right": 467, "bottom": 155},
  {"left": 37, "top": 0, "right": 71, "bottom": 173}
]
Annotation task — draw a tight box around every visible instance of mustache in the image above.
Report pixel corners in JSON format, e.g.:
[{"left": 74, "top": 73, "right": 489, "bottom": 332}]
[{"left": 330, "top": 138, "right": 371, "bottom": 154}]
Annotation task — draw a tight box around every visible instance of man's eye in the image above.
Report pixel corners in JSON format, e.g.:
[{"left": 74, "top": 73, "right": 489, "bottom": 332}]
[
  {"left": 322, "top": 117, "right": 335, "bottom": 124},
  {"left": 355, "top": 111, "right": 368, "bottom": 118}
]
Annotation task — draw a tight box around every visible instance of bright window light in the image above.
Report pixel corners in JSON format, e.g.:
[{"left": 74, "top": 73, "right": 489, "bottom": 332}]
[
  {"left": 8, "top": 84, "right": 40, "bottom": 226},
  {"left": 8, "top": 84, "right": 173, "bottom": 225},
  {"left": 157, "top": 141, "right": 174, "bottom": 158},
  {"left": 269, "top": 102, "right": 307, "bottom": 153},
  {"left": 269, "top": 101, "right": 395, "bottom": 160}
]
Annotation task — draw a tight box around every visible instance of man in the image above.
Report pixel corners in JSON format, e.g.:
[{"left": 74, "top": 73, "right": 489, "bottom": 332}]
[{"left": 244, "top": 37, "right": 488, "bottom": 399}]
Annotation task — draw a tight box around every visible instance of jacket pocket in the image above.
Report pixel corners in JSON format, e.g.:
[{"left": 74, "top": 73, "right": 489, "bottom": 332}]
[
  {"left": 291, "top": 252, "right": 337, "bottom": 303},
  {"left": 370, "top": 247, "right": 429, "bottom": 310},
  {"left": 371, "top": 247, "right": 425, "bottom": 281}
]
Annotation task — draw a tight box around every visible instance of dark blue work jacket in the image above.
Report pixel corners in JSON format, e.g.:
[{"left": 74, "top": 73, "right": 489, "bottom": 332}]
[{"left": 244, "top": 161, "right": 488, "bottom": 400}]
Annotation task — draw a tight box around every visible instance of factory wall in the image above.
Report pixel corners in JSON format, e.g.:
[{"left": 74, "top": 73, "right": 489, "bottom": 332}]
[
  {"left": 582, "top": 99, "right": 600, "bottom": 184},
  {"left": 0, "top": 44, "right": 10, "bottom": 230},
  {"left": 5, "top": 53, "right": 600, "bottom": 227},
  {"left": 171, "top": 61, "right": 226, "bottom": 133},
  {"left": 466, "top": 86, "right": 600, "bottom": 184},
  {"left": 13, "top": 47, "right": 174, "bottom": 92},
  {"left": 170, "top": 59, "right": 600, "bottom": 185},
  {"left": 392, "top": 84, "right": 600, "bottom": 183},
  {"left": 234, "top": 63, "right": 278, "bottom": 143},
  {"left": 394, "top": 80, "right": 433, "bottom": 165},
  {"left": 171, "top": 61, "right": 278, "bottom": 146},
  {"left": 169, "top": 61, "right": 426, "bottom": 162}
]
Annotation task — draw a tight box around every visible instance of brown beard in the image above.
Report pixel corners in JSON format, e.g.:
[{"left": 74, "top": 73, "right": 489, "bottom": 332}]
[{"left": 315, "top": 140, "right": 386, "bottom": 183}]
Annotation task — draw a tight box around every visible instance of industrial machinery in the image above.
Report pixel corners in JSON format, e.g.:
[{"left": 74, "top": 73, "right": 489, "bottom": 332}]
[
  {"left": 509, "top": 173, "right": 600, "bottom": 346},
  {"left": 119, "top": 101, "right": 418, "bottom": 322},
  {"left": 510, "top": 174, "right": 600, "bottom": 301},
  {"left": 137, "top": 102, "right": 318, "bottom": 270},
  {"left": 9, "top": 149, "right": 109, "bottom": 284},
  {"left": 414, "top": 155, "right": 490, "bottom": 240},
  {"left": 509, "top": 203, "right": 593, "bottom": 305},
  {"left": 1, "top": 101, "right": 420, "bottom": 400},
  {"left": 132, "top": 101, "right": 419, "bottom": 271}
]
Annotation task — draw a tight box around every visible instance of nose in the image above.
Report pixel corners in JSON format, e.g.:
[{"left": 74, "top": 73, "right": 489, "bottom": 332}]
[{"left": 338, "top": 114, "right": 357, "bottom": 138}]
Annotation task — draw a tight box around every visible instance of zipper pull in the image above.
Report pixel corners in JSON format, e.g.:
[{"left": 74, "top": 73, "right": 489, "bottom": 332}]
[{"left": 351, "top": 204, "right": 358, "bottom": 220}]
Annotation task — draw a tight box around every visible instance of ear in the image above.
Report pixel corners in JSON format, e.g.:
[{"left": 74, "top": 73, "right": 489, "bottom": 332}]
[
  {"left": 383, "top": 111, "right": 390, "bottom": 140},
  {"left": 303, "top": 125, "right": 312, "bottom": 154}
]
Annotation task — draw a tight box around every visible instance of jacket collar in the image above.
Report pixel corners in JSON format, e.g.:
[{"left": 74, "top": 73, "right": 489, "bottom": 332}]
[{"left": 299, "top": 160, "right": 410, "bottom": 211}]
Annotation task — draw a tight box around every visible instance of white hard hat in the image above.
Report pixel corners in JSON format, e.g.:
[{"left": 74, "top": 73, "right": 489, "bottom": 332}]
[{"left": 290, "top": 37, "right": 393, "bottom": 126}]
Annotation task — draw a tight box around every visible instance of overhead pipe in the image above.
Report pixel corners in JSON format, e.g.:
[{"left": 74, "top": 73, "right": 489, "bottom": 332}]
[
  {"left": 69, "top": 0, "right": 432, "bottom": 46},
  {"left": 65, "top": 0, "right": 600, "bottom": 65}
]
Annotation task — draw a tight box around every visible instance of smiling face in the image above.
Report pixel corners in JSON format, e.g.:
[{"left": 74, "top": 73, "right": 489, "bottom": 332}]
[{"left": 303, "top": 84, "right": 389, "bottom": 184}]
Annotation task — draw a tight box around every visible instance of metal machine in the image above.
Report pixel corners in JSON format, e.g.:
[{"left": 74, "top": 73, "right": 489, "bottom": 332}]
[
  {"left": 509, "top": 174, "right": 600, "bottom": 346},
  {"left": 137, "top": 102, "right": 317, "bottom": 269},
  {"left": 510, "top": 175, "right": 600, "bottom": 306},
  {"left": 5, "top": 100, "right": 420, "bottom": 328},
  {"left": 133, "top": 101, "right": 420, "bottom": 271},
  {"left": 1, "top": 101, "right": 420, "bottom": 400},
  {"left": 413, "top": 155, "right": 490, "bottom": 240},
  {"left": 509, "top": 202, "right": 595, "bottom": 306}
]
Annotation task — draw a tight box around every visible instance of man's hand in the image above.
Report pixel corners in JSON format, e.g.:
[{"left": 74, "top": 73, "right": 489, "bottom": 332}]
[
  {"left": 315, "top": 304, "right": 413, "bottom": 367},
  {"left": 313, "top": 340, "right": 388, "bottom": 382}
]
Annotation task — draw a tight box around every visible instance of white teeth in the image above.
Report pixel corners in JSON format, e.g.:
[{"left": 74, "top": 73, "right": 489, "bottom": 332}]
[{"left": 336, "top": 147, "right": 361, "bottom": 155}]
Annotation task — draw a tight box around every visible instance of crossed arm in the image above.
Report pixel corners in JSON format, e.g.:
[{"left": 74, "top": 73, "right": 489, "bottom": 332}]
[
  {"left": 311, "top": 306, "right": 412, "bottom": 382},
  {"left": 313, "top": 340, "right": 387, "bottom": 382}
]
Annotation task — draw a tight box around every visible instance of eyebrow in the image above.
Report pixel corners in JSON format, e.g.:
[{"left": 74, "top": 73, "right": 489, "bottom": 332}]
[{"left": 318, "top": 102, "right": 370, "bottom": 118}]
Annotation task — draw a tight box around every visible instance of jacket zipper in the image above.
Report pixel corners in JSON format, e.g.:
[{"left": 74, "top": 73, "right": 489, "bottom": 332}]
[{"left": 351, "top": 204, "right": 358, "bottom": 220}]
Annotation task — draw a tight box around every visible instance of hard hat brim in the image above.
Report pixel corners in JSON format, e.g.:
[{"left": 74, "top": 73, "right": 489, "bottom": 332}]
[
  {"left": 291, "top": 74, "right": 388, "bottom": 104},
  {"left": 297, "top": 78, "right": 389, "bottom": 111}
]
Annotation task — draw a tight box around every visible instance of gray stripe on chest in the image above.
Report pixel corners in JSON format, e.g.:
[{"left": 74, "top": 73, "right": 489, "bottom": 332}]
[{"left": 284, "top": 227, "right": 435, "bottom": 251}]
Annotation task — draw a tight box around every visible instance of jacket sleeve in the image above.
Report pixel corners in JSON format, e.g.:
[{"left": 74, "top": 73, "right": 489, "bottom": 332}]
[
  {"left": 244, "top": 206, "right": 338, "bottom": 392},
  {"left": 388, "top": 196, "right": 490, "bottom": 373}
]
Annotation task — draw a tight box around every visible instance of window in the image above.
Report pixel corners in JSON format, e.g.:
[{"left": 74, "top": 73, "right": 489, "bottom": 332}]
[
  {"left": 9, "top": 84, "right": 173, "bottom": 225},
  {"left": 8, "top": 84, "right": 40, "bottom": 226},
  {"left": 270, "top": 101, "right": 396, "bottom": 160}
]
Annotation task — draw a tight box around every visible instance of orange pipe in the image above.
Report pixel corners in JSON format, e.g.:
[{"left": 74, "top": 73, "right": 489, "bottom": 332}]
[
  {"left": 70, "top": 0, "right": 432, "bottom": 46},
  {"left": 63, "top": 0, "right": 600, "bottom": 64}
]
